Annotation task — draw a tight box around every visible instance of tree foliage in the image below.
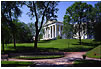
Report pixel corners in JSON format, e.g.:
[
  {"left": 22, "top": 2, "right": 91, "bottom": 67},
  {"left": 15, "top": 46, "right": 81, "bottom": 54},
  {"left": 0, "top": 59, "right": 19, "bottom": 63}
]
[
  {"left": 26, "top": 1, "right": 59, "bottom": 49},
  {"left": 94, "top": 2, "right": 101, "bottom": 41},
  {"left": 63, "top": 2, "right": 94, "bottom": 44},
  {"left": 63, "top": 15, "right": 73, "bottom": 39},
  {"left": 1, "top": 1, "right": 23, "bottom": 51},
  {"left": 14, "top": 21, "right": 34, "bottom": 43}
]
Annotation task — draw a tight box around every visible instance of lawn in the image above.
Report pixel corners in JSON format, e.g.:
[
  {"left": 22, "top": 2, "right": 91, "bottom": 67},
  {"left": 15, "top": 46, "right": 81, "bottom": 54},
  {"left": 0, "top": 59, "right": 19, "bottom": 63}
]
[
  {"left": 1, "top": 39, "right": 101, "bottom": 67},
  {"left": 86, "top": 45, "right": 101, "bottom": 59},
  {"left": 15, "top": 55, "right": 64, "bottom": 60},
  {"left": 2, "top": 39, "right": 101, "bottom": 53},
  {"left": 1, "top": 61, "right": 35, "bottom": 67},
  {"left": 73, "top": 60, "right": 101, "bottom": 67}
]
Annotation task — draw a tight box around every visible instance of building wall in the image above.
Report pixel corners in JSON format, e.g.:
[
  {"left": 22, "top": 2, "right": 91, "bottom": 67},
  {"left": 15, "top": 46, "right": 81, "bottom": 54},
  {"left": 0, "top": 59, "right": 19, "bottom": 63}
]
[
  {"left": 43, "top": 21, "right": 93, "bottom": 40},
  {"left": 43, "top": 22, "right": 63, "bottom": 40}
]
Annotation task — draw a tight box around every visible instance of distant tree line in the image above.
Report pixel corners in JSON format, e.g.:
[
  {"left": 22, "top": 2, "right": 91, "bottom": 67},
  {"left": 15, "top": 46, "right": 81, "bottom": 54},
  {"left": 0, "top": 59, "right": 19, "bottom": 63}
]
[{"left": 1, "top": 19, "right": 36, "bottom": 43}]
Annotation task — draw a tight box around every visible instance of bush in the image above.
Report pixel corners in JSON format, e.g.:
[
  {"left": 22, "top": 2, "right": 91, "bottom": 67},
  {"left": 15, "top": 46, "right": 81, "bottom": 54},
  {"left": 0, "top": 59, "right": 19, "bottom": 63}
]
[
  {"left": 82, "top": 55, "right": 86, "bottom": 60},
  {"left": 57, "top": 35, "right": 62, "bottom": 39}
]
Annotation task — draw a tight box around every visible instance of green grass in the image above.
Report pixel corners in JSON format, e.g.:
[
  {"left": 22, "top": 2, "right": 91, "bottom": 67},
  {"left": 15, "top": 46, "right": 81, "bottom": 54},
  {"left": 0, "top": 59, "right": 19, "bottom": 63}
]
[
  {"left": 86, "top": 45, "right": 101, "bottom": 59},
  {"left": 73, "top": 60, "right": 101, "bottom": 67},
  {"left": 1, "top": 61, "right": 35, "bottom": 67},
  {"left": 2, "top": 39, "right": 101, "bottom": 53},
  {"left": 15, "top": 55, "right": 64, "bottom": 60}
]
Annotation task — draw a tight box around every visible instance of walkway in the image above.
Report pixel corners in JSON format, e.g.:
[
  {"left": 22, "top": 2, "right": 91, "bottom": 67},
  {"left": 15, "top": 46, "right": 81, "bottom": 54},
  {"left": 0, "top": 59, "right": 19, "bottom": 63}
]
[{"left": 7, "top": 52, "right": 101, "bottom": 67}]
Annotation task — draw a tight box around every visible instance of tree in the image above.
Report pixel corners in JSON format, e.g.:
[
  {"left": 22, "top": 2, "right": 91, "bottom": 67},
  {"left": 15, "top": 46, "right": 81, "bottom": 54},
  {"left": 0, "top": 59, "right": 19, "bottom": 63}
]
[
  {"left": 13, "top": 21, "right": 34, "bottom": 43},
  {"left": 26, "top": 1, "right": 59, "bottom": 49},
  {"left": 64, "top": 2, "right": 93, "bottom": 44},
  {"left": 27, "top": 22, "right": 36, "bottom": 37},
  {"left": 63, "top": 15, "right": 73, "bottom": 39},
  {"left": 1, "top": 21, "right": 12, "bottom": 52},
  {"left": 1, "top": 1, "right": 23, "bottom": 50},
  {"left": 94, "top": 2, "right": 101, "bottom": 41}
]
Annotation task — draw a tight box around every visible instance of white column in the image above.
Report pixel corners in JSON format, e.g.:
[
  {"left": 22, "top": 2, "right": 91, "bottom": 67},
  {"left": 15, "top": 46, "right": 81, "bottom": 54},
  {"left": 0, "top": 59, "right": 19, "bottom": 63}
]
[
  {"left": 59, "top": 25, "right": 61, "bottom": 36},
  {"left": 45, "top": 28, "right": 46, "bottom": 39},
  {"left": 51, "top": 26, "right": 52, "bottom": 38},
  {"left": 60, "top": 26, "right": 61, "bottom": 36},
  {"left": 43, "top": 28, "right": 45, "bottom": 39},
  {"left": 55, "top": 24, "right": 57, "bottom": 37},
  {"left": 47, "top": 28, "right": 48, "bottom": 38},
  {"left": 43, "top": 29, "right": 45, "bottom": 39},
  {"left": 47, "top": 28, "right": 49, "bottom": 38},
  {"left": 52, "top": 25, "right": 54, "bottom": 38},
  {"left": 46, "top": 29, "right": 48, "bottom": 36},
  {"left": 50, "top": 26, "right": 51, "bottom": 39}
]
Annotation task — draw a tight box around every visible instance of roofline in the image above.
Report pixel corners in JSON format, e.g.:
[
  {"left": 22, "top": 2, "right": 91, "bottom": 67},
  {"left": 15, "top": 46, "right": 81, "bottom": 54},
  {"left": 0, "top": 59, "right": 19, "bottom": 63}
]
[{"left": 43, "top": 20, "right": 63, "bottom": 26}]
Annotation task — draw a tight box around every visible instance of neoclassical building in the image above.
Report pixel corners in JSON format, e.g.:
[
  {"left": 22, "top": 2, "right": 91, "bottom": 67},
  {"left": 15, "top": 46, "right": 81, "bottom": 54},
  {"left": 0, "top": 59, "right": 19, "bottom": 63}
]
[
  {"left": 42, "top": 20, "right": 93, "bottom": 40},
  {"left": 43, "top": 20, "right": 64, "bottom": 40}
]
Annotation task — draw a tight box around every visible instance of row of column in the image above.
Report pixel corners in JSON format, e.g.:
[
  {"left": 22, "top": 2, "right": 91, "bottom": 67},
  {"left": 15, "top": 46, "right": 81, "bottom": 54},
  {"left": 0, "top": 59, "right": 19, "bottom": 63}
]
[{"left": 44, "top": 24, "right": 62, "bottom": 39}]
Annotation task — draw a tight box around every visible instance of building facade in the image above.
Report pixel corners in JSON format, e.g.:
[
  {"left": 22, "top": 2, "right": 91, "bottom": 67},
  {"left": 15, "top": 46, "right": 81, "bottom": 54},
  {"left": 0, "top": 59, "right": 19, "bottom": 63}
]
[
  {"left": 43, "top": 20, "right": 93, "bottom": 40},
  {"left": 43, "top": 20, "right": 64, "bottom": 40}
]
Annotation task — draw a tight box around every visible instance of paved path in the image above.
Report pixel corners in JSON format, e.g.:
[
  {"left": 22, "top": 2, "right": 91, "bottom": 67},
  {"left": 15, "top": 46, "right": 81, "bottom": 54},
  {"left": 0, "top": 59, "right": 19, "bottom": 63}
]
[{"left": 7, "top": 52, "right": 101, "bottom": 67}]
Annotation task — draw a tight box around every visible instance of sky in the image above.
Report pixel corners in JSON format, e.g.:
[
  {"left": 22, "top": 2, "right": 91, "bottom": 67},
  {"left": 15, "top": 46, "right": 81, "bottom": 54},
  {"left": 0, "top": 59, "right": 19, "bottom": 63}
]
[{"left": 18, "top": 1, "right": 99, "bottom": 24}]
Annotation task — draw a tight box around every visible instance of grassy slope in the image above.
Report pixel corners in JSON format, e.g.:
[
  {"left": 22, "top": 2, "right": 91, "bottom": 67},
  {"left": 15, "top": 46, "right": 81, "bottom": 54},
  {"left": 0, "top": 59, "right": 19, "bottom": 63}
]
[
  {"left": 2, "top": 39, "right": 100, "bottom": 53},
  {"left": 86, "top": 45, "right": 101, "bottom": 59}
]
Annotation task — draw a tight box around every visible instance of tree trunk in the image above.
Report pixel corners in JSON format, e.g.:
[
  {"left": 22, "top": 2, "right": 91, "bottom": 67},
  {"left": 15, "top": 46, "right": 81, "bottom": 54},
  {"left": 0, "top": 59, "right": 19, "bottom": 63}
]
[
  {"left": 13, "top": 34, "right": 16, "bottom": 49},
  {"left": 34, "top": 34, "right": 39, "bottom": 52},
  {"left": 2, "top": 38, "right": 5, "bottom": 52},
  {"left": 78, "top": 22, "right": 82, "bottom": 45},
  {"left": 79, "top": 34, "right": 81, "bottom": 45},
  {"left": 34, "top": 26, "right": 39, "bottom": 50},
  {"left": 34, "top": 35, "right": 38, "bottom": 49},
  {"left": 14, "top": 38, "right": 16, "bottom": 49}
]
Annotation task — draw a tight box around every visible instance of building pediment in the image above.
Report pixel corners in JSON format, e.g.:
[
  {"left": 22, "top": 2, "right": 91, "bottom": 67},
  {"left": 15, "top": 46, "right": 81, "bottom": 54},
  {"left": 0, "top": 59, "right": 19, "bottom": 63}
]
[{"left": 43, "top": 20, "right": 62, "bottom": 26}]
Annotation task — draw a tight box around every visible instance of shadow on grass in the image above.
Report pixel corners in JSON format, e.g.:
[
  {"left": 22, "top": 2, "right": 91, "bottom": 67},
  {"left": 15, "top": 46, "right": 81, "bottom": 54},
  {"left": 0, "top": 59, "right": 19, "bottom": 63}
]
[
  {"left": 3, "top": 46, "right": 34, "bottom": 54},
  {"left": 38, "top": 46, "right": 93, "bottom": 52},
  {"left": 3, "top": 46, "right": 93, "bottom": 56},
  {"left": 38, "top": 39, "right": 54, "bottom": 43},
  {"left": 60, "top": 47, "right": 93, "bottom": 52},
  {"left": 1, "top": 61, "right": 35, "bottom": 67},
  {"left": 1, "top": 64, "right": 32, "bottom": 67},
  {"left": 72, "top": 41, "right": 101, "bottom": 47},
  {"left": 3, "top": 47, "right": 64, "bottom": 58},
  {"left": 73, "top": 60, "right": 101, "bottom": 67}
]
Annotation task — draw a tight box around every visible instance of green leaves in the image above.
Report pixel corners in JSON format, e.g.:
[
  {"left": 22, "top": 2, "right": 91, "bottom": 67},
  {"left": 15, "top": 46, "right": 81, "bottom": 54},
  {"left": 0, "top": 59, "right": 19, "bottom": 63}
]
[{"left": 63, "top": 2, "right": 95, "bottom": 40}]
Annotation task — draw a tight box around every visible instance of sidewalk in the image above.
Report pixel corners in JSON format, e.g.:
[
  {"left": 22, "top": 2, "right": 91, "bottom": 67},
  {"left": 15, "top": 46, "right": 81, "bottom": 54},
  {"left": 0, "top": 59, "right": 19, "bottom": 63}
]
[{"left": 7, "top": 52, "right": 101, "bottom": 67}]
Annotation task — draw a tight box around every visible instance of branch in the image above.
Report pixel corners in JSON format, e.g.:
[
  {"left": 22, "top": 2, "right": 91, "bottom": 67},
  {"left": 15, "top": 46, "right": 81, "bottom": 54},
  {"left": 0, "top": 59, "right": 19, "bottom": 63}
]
[
  {"left": 33, "top": 1, "right": 39, "bottom": 34},
  {"left": 1, "top": 12, "right": 12, "bottom": 23},
  {"left": 38, "top": 2, "right": 50, "bottom": 32},
  {"left": 33, "top": 2, "right": 38, "bottom": 22}
]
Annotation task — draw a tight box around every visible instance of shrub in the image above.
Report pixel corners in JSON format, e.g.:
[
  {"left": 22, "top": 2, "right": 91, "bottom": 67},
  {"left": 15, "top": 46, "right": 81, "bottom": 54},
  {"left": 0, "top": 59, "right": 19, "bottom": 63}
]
[{"left": 57, "top": 35, "right": 62, "bottom": 39}]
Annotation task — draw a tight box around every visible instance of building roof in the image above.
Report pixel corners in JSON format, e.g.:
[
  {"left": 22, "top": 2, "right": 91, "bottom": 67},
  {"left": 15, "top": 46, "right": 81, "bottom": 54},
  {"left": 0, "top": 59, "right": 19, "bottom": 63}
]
[{"left": 43, "top": 20, "right": 63, "bottom": 26}]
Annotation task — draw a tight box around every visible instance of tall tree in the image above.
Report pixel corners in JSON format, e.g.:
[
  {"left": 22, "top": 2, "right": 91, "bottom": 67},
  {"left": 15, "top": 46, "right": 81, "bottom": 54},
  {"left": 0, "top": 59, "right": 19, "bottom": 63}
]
[
  {"left": 27, "top": 22, "right": 36, "bottom": 37},
  {"left": 63, "top": 15, "right": 73, "bottom": 39},
  {"left": 1, "top": 1, "right": 23, "bottom": 49},
  {"left": 64, "top": 2, "right": 93, "bottom": 44},
  {"left": 14, "top": 21, "right": 33, "bottom": 43},
  {"left": 94, "top": 2, "right": 101, "bottom": 41},
  {"left": 26, "top": 1, "right": 59, "bottom": 49},
  {"left": 1, "top": 21, "right": 11, "bottom": 52}
]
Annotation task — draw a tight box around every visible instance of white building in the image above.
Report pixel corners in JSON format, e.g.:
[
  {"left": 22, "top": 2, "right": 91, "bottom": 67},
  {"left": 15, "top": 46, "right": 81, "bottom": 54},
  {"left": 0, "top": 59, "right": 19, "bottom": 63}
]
[
  {"left": 43, "top": 20, "right": 92, "bottom": 40},
  {"left": 73, "top": 23, "right": 88, "bottom": 39},
  {"left": 43, "top": 20, "right": 64, "bottom": 40}
]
